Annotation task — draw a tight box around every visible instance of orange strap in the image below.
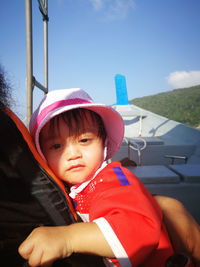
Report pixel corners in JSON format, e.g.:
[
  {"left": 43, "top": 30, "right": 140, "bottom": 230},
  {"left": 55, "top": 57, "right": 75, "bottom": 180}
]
[{"left": 5, "top": 107, "right": 77, "bottom": 220}]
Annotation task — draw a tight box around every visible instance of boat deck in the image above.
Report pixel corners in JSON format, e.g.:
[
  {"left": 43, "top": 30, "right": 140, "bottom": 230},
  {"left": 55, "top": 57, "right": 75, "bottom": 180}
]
[{"left": 111, "top": 104, "right": 200, "bottom": 223}]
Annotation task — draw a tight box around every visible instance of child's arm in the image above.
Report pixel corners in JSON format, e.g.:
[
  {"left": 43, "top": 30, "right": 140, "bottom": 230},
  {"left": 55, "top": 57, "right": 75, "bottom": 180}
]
[
  {"left": 18, "top": 222, "right": 114, "bottom": 267},
  {"left": 154, "top": 195, "right": 200, "bottom": 266}
]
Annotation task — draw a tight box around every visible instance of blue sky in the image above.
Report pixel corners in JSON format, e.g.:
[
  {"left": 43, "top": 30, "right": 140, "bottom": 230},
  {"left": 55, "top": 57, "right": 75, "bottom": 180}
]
[{"left": 1, "top": 0, "right": 200, "bottom": 122}]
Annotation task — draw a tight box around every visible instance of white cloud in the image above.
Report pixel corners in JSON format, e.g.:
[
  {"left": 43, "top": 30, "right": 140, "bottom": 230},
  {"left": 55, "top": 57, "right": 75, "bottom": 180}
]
[
  {"left": 89, "top": 0, "right": 103, "bottom": 11},
  {"left": 56, "top": 0, "right": 65, "bottom": 6},
  {"left": 167, "top": 70, "right": 200, "bottom": 89},
  {"left": 90, "top": 0, "right": 135, "bottom": 20}
]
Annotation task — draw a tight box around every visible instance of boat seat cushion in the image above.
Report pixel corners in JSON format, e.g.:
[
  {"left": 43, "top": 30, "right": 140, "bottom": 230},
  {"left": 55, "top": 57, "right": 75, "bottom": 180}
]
[
  {"left": 169, "top": 164, "right": 200, "bottom": 183},
  {"left": 127, "top": 165, "right": 180, "bottom": 184}
]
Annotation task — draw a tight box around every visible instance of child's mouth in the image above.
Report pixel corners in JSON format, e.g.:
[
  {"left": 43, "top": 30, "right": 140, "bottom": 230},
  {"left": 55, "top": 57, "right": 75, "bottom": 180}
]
[{"left": 68, "top": 164, "right": 84, "bottom": 171}]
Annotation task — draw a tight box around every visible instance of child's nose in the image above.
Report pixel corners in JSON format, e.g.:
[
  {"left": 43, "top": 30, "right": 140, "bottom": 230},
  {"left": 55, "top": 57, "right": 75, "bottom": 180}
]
[{"left": 66, "top": 143, "right": 81, "bottom": 160}]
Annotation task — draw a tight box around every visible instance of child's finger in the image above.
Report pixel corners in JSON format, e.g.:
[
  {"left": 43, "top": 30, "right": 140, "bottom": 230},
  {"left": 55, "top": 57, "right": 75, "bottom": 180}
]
[
  {"left": 18, "top": 239, "right": 34, "bottom": 260},
  {"left": 29, "top": 247, "right": 56, "bottom": 267},
  {"left": 18, "top": 228, "right": 42, "bottom": 260},
  {"left": 27, "top": 246, "right": 43, "bottom": 267}
]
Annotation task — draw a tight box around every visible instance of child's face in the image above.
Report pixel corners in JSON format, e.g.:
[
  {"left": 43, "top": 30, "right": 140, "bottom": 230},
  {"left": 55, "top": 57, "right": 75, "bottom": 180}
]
[{"left": 40, "top": 113, "right": 104, "bottom": 185}]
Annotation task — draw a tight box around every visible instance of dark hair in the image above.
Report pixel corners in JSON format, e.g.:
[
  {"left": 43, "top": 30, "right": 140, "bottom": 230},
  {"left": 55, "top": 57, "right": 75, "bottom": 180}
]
[
  {"left": 44, "top": 108, "right": 107, "bottom": 144},
  {"left": 0, "top": 64, "right": 11, "bottom": 109}
]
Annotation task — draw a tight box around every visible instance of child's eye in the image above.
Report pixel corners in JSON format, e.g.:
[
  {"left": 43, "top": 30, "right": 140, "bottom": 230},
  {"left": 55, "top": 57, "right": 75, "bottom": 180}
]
[
  {"left": 50, "top": 143, "right": 62, "bottom": 150},
  {"left": 80, "top": 138, "right": 89, "bottom": 143}
]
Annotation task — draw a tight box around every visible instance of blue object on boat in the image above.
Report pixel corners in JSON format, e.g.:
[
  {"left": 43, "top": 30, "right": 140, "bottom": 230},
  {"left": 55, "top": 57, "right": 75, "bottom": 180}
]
[{"left": 115, "top": 74, "right": 130, "bottom": 105}]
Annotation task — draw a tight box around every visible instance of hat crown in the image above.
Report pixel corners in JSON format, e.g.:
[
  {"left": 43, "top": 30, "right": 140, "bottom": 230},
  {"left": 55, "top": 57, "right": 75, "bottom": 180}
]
[
  {"left": 51, "top": 88, "right": 93, "bottom": 101},
  {"left": 42, "top": 88, "right": 93, "bottom": 108}
]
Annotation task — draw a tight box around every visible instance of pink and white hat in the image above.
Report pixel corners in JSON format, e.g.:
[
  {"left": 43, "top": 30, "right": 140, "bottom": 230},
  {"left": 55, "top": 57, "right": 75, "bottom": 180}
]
[{"left": 29, "top": 88, "right": 124, "bottom": 160}]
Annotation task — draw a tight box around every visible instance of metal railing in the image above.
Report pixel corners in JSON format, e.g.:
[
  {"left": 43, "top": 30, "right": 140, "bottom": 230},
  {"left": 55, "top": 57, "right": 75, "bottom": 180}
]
[{"left": 25, "top": 0, "right": 49, "bottom": 125}]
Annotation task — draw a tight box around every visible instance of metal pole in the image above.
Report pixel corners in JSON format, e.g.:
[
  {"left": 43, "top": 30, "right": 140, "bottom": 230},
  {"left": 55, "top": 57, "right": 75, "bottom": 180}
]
[
  {"left": 44, "top": 0, "right": 48, "bottom": 91},
  {"left": 33, "top": 76, "right": 48, "bottom": 93},
  {"left": 25, "top": 0, "right": 33, "bottom": 125}
]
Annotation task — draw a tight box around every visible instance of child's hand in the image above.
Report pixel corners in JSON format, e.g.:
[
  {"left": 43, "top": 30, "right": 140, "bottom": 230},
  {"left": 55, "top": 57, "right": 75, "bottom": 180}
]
[
  {"left": 19, "top": 222, "right": 114, "bottom": 266},
  {"left": 18, "top": 226, "right": 73, "bottom": 267}
]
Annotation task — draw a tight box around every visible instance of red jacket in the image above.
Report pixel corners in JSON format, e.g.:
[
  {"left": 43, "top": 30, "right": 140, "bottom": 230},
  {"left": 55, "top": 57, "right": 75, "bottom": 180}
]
[{"left": 72, "top": 161, "right": 174, "bottom": 266}]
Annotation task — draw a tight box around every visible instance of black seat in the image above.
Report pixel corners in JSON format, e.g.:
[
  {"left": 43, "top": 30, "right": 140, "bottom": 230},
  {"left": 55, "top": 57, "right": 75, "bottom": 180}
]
[{"left": 0, "top": 108, "right": 105, "bottom": 267}]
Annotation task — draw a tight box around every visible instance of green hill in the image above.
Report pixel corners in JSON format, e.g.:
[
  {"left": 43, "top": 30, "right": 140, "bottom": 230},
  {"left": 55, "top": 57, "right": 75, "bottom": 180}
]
[{"left": 130, "top": 85, "right": 200, "bottom": 128}]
